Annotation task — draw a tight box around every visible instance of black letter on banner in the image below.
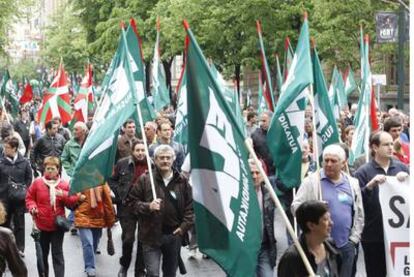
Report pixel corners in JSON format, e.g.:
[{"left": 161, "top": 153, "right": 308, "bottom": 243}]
[{"left": 389, "top": 196, "right": 405, "bottom": 228}]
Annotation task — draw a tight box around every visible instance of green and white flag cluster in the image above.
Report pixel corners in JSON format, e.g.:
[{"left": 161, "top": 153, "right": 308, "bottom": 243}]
[
  {"left": 70, "top": 27, "right": 140, "bottom": 193},
  {"left": 210, "top": 64, "right": 246, "bottom": 137},
  {"left": 151, "top": 22, "right": 170, "bottom": 112},
  {"left": 311, "top": 47, "right": 340, "bottom": 163},
  {"left": 328, "top": 66, "right": 347, "bottom": 118},
  {"left": 344, "top": 67, "right": 358, "bottom": 95},
  {"left": 174, "top": 57, "right": 188, "bottom": 148},
  {"left": 350, "top": 33, "right": 372, "bottom": 165},
  {"left": 267, "top": 15, "right": 312, "bottom": 188},
  {"left": 184, "top": 22, "right": 262, "bottom": 277}
]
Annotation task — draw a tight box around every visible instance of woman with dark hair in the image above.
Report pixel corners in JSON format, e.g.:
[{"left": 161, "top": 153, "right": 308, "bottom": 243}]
[
  {"left": 0, "top": 200, "right": 27, "bottom": 277},
  {"left": 278, "top": 200, "right": 341, "bottom": 277},
  {"left": 26, "top": 156, "right": 84, "bottom": 277},
  {"left": 0, "top": 136, "right": 32, "bottom": 257}
]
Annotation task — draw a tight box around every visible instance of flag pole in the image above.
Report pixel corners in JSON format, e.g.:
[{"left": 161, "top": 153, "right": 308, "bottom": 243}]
[
  {"left": 120, "top": 26, "right": 158, "bottom": 200},
  {"left": 245, "top": 140, "right": 315, "bottom": 277},
  {"left": 307, "top": 87, "right": 323, "bottom": 200}
]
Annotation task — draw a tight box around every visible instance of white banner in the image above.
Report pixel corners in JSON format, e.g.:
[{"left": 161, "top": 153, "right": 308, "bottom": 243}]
[{"left": 379, "top": 176, "right": 410, "bottom": 277}]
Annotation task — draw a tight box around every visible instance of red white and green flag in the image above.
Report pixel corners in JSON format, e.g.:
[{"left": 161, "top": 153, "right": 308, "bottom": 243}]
[
  {"left": 37, "top": 61, "right": 72, "bottom": 124},
  {"left": 184, "top": 21, "right": 262, "bottom": 277},
  {"left": 72, "top": 64, "right": 94, "bottom": 123}
]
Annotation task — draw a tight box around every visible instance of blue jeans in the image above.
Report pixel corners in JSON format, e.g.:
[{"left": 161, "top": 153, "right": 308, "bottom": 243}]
[
  {"left": 79, "top": 228, "right": 102, "bottom": 275},
  {"left": 142, "top": 234, "right": 181, "bottom": 277},
  {"left": 255, "top": 247, "right": 274, "bottom": 277},
  {"left": 338, "top": 240, "right": 357, "bottom": 277}
]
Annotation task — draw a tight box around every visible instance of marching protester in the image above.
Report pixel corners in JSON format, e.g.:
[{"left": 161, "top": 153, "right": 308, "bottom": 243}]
[
  {"left": 0, "top": 136, "right": 33, "bottom": 257},
  {"left": 383, "top": 116, "right": 410, "bottom": 165},
  {"left": 278, "top": 200, "right": 340, "bottom": 277},
  {"left": 292, "top": 144, "right": 364, "bottom": 277},
  {"left": 0, "top": 201, "right": 28, "bottom": 277},
  {"left": 144, "top": 121, "right": 157, "bottom": 145},
  {"left": 26, "top": 156, "right": 84, "bottom": 277},
  {"left": 109, "top": 140, "right": 147, "bottom": 277},
  {"left": 251, "top": 111, "right": 275, "bottom": 175},
  {"left": 248, "top": 159, "right": 277, "bottom": 277},
  {"left": 74, "top": 184, "right": 116, "bottom": 277},
  {"left": 61, "top": 121, "right": 88, "bottom": 235},
  {"left": 52, "top": 117, "right": 71, "bottom": 142},
  {"left": 13, "top": 110, "right": 31, "bottom": 157},
  {"left": 30, "top": 121, "right": 66, "bottom": 175},
  {"left": 0, "top": 124, "right": 26, "bottom": 157},
  {"left": 354, "top": 131, "right": 409, "bottom": 277},
  {"left": 126, "top": 145, "right": 194, "bottom": 277},
  {"left": 148, "top": 119, "right": 185, "bottom": 171},
  {"left": 245, "top": 111, "right": 258, "bottom": 137},
  {"left": 116, "top": 119, "right": 139, "bottom": 162}
]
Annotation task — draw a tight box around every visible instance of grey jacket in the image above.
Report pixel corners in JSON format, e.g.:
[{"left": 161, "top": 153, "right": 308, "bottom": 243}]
[{"left": 291, "top": 171, "right": 364, "bottom": 244}]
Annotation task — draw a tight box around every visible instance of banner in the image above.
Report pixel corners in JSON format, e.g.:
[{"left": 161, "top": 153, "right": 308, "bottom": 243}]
[
  {"left": 376, "top": 12, "right": 398, "bottom": 43},
  {"left": 379, "top": 176, "right": 410, "bottom": 277}
]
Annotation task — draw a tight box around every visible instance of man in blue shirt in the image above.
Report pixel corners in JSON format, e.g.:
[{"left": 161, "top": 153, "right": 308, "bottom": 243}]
[
  {"left": 355, "top": 131, "right": 409, "bottom": 277},
  {"left": 292, "top": 144, "right": 364, "bottom": 277}
]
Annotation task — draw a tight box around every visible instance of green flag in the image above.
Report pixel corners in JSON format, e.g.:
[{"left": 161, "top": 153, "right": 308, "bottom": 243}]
[
  {"left": 1, "top": 70, "right": 19, "bottom": 116},
  {"left": 126, "top": 19, "right": 156, "bottom": 125},
  {"left": 257, "top": 73, "right": 268, "bottom": 115},
  {"left": 184, "top": 21, "right": 261, "bottom": 277},
  {"left": 267, "top": 14, "right": 312, "bottom": 188},
  {"left": 174, "top": 56, "right": 188, "bottom": 149},
  {"left": 210, "top": 64, "right": 246, "bottom": 137},
  {"left": 344, "top": 66, "right": 358, "bottom": 95},
  {"left": 350, "top": 34, "right": 371, "bottom": 165},
  {"left": 151, "top": 20, "right": 170, "bottom": 112},
  {"left": 283, "top": 37, "right": 294, "bottom": 82},
  {"left": 328, "top": 66, "right": 347, "bottom": 118},
  {"left": 70, "top": 28, "right": 139, "bottom": 193},
  {"left": 312, "top": 47, "right": 340, "bottom": 163},
  {"left": 275, "top": 53, "right": 283, "bottom": 94}
]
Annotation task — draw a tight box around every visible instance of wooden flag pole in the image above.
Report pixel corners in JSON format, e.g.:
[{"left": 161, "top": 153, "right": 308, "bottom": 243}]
[{"left": 245, "top": 140, "right": 316, "bottom": 277}]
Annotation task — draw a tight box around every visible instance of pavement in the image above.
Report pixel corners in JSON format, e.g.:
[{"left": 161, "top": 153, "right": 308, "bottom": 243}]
[{"left": 6, "top": 207, "right": 366, "bottom": 277}]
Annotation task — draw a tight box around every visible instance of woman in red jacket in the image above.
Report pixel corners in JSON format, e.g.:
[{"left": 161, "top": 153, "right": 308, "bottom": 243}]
[{"left": 26, "top": 156, "right": 83, "bottom": 277}]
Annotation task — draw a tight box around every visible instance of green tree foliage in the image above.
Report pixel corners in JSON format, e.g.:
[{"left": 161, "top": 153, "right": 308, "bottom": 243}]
[{"left": 40, "top": 3, "right": 88, "bottom": 73}]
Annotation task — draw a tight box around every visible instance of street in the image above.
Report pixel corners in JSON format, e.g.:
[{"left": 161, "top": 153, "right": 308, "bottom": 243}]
[{"left": 8, "top": 207, "right": 366, "bottom": 277}]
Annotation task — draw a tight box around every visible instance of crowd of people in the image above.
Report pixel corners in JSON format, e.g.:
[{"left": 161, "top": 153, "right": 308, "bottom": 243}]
[{"left": 0, "top": 96, "right": 410, "bottom": 277}]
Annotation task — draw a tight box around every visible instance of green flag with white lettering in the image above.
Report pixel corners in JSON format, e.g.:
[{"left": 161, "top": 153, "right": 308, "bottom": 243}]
[
  {"left": 184, "top": 22, "right": 261, "bottom": 277},
  {"left": 267, "top": 14, "right": 312, "bottom": 188},
  {"left": 70, "top": 28, "right": 139, "bottom": 193},
  {"left": 312, "top": 47, "right": 340, "bottom": 163}
]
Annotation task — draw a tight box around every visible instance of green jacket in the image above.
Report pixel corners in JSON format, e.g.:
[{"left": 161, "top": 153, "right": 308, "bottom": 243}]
[{"left": 61, "top": 138, "right": 82, "bottom": 177}]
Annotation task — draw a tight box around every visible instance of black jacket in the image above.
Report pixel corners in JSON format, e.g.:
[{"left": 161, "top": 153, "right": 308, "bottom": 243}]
[
  {"left": 259, "top": 183, "right": 277, "bottom": 268},
  {"left": 108, "top": 156, "right": 147, "bottom": 217},
  {"left": 30, "top": 133, "right": 65, "bottom": 169},
  {"left": 13, "top": 120, "right": 30, "bottom": 143},
  {"left": 278, "top": 235, "right": 341, "bottom": 277},
  {"left": 0, "top": 227, "right": 27, "bottom": 276},
  {"left": 126, "top": 167, "right": 194, "bottom": 247},
  {"left": 0, "top": 154, "right": 32, "bottom": 206},
  {"left": 251, "top": 128, "right": 275, "bottom": 174},
  {"left": 355, "top": 158, "right": 409, "bottom": 242}
]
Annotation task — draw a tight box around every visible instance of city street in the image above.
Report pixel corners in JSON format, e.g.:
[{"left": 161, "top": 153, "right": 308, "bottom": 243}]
[{"left": 5, "top": 207, "right": 367, "bottom": 277}]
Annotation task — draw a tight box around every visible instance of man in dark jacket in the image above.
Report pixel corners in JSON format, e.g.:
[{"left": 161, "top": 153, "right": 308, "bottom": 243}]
[
  {"left": 30, "top": 120, "right": 65, "bottom": 174},
  {"left": 126, "top": 144, "right": 193, "bottom": 277},
  {"left": 278, "top": 200, "right": 340, "bottom": 277},
  {"left": 249, "top": 159, "right": 276, "bottom": 276},
  {"left": 355, "top": 131, "right": 409, "bottom": 277},
  {"left": 13, "top": 110, "right": 31, "bottom": 157},
  {"left": 251, "top": 111, "right": 275, "bottom": 174},
  {"left": 0, "top": 136, "right": 32, "bottom": 256},
  {"left": 109, "top": 140, "right": 148, "bottom": 277}
]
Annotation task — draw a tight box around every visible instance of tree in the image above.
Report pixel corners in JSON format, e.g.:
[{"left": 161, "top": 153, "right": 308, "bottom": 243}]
[{"left": 40, "top": 3, "right": 88, "bottom": 73}]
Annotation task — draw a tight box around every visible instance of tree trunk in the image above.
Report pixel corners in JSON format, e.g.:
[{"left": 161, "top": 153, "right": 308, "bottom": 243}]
[{"left": 235, "top": 63, "right": 241, "bottom": 98}]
